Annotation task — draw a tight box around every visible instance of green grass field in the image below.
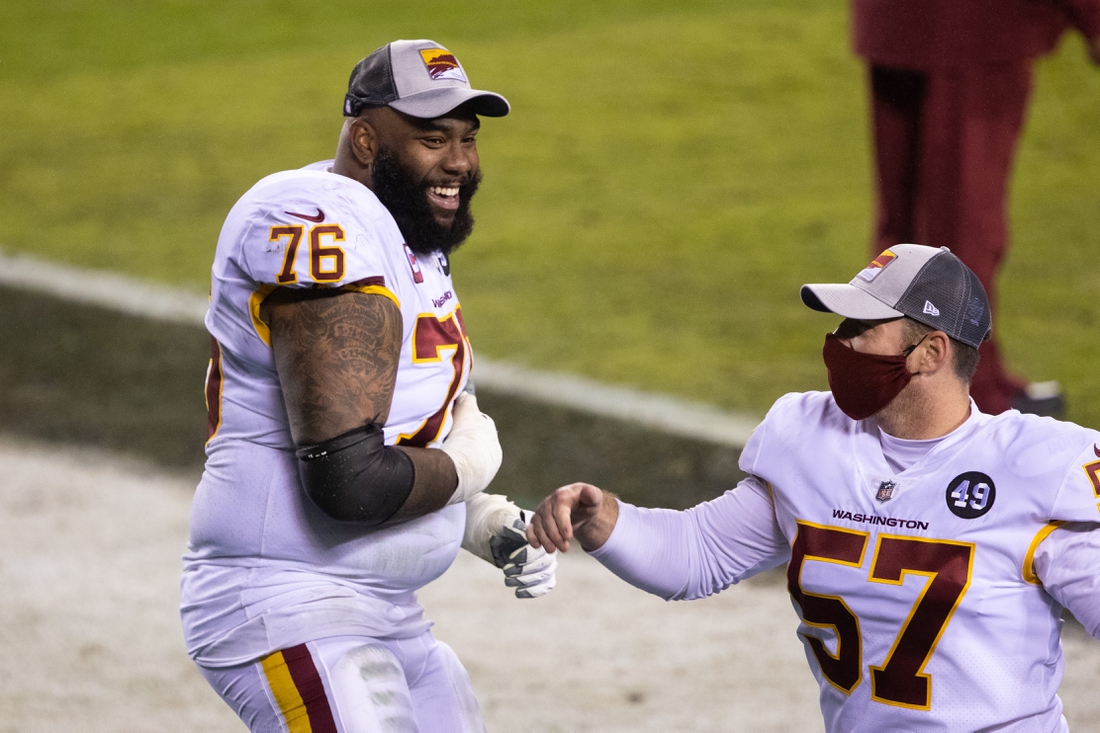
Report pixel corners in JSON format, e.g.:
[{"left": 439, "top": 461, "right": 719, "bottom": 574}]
[{"left": 3, "top": 0, "right": 1099, "bottom": 425}]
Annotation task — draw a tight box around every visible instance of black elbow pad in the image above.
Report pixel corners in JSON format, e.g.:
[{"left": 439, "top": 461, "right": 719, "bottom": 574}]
[{"left": 296, "top": 423, "right": 415, "bottom": 525}]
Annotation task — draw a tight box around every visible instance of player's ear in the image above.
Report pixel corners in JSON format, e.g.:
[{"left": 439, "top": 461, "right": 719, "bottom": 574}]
[
  {"left": 347, "top": 116, "right": 379, "bottom": 167},
  {"left": 919, "top": 330, "right": 952, "bottom": 374}
]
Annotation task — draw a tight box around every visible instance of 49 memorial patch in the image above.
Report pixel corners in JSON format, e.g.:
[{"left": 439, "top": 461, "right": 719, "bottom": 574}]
[{"left": 946, "top": 472, "right": 995, "bottom": 519}]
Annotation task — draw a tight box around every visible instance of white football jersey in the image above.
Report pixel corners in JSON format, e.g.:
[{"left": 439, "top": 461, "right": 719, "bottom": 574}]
[
  {"left": 743, "top": 392, "right": 1100, "bottom": 732},
  {"left": 181, "top": 161, "right": 473, "bottom": 667}
]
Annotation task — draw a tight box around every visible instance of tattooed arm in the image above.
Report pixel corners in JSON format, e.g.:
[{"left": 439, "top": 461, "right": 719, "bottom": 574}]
[{"left": 261, "top": 287, "right": 458, "bottom": 523}]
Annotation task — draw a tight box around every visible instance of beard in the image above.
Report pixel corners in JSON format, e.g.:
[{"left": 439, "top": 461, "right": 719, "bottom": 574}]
[{"left": 370, "top": 146, "right": 481, "bottom": 257}]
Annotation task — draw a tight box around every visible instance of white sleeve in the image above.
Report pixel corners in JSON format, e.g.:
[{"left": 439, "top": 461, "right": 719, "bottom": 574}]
[
  {"left": 234, "top": 175, "right": 395, "bottom": 292},
  {"left": 586, "top": 477, "right": 790, "bottom": 601},
  {"left": 1033, "top": 522, "right": 1100, "bottom": 639}
]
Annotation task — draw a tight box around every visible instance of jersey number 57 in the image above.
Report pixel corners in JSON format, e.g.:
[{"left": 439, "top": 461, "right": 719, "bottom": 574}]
[{"left": 788, "top": 521, "right": 973, "bottom": 710}]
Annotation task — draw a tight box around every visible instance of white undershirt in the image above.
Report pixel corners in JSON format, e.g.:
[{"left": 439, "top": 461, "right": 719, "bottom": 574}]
[
  {"left": 877, "top": 430, "right": 947, "bottom": 473},
  {"left": 875, "top": 404, "right": 981, "bottom": 473}
]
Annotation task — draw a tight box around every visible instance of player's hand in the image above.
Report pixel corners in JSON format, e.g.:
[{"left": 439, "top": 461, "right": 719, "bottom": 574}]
[
  {"left": 441, "top": 392, "right": 502, "bottom": 504},
  {"left": 462, "top": 493, "right": 557, "bottom": 598},
  {"left": 527, "top": 482, "right": 608, "bottom": 553},
  {"left": 491, "top": 512, "right": 558, "bottom": 599}
]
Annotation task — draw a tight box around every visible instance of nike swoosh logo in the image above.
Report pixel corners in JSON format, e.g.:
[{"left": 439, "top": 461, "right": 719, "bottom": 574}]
[
  {"left": 285, "top": 208, "right": 325, "bottom": 223},
  {"left": 1094, "top": 444, "right": 1100, "bottom": 458}
]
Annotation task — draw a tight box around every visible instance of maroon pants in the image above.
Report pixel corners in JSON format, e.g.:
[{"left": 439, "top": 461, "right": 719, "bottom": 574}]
[{"left": 868, "top": 62, "right": 1035, "bottom": 413}]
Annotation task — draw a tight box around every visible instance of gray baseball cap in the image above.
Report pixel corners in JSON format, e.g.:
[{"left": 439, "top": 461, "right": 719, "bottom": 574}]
[
  {"left": 800, "top": 244, "right": 991, "bottom": 348},
  {"left": 343, "top": 40, "right": 510, "bottom": 119}
]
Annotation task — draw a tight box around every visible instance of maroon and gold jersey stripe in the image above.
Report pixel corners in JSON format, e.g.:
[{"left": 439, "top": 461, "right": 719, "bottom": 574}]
[
  {"left": 249, "top": 277, "right": 399, "bottom": 348},
  {"left": 261, "top": 644, "right": 338, "bottom": 733},
  {"left": 344, "top": 275, "right": 399, "bottom": 308}
]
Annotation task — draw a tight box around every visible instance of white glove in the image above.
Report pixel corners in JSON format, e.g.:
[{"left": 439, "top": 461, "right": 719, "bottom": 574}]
[
  {"left": 498, "top": 519, "right": 557, "bottom": 599},
  {"left": 462, "top": 493, "right": 557, "bottom": 599},
  {"left": 440, "top": 392, "right": 502, "bottom": 504}
]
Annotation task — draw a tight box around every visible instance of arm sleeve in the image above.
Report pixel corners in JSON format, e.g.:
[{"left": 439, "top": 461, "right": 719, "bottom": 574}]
[
  {"left": 296, "top": 423, "right": 415, "bottom": 525},
  {"left": 1033, "top": 522, "right": 1100, "bottom": 639},
  {"left": 587, "top": 476, "right": 790, "bottom": 601}
]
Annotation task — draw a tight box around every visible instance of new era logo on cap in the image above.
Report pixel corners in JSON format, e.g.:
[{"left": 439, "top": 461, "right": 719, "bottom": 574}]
[
  {"left": 923, "top": 300, "right": 940, "bottom": 317},
  {"left": 419, "top": 49, "right": 467, "bottom": 82}
]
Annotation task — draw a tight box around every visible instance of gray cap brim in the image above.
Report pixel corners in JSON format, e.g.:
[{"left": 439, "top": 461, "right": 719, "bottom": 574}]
[
  {"left": 389, "top": 88, "right": 510, "bottom": 119},
  {"left": 800, "top": 283, "right": 904, "bottom": 320}
]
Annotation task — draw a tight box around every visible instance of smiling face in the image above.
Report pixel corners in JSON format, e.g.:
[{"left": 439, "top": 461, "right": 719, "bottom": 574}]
[{"left": 364, "top": 104, "right": 482, "bottom": 255}]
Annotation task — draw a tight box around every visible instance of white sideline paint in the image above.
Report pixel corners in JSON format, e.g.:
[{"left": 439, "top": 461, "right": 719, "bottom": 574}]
[
  {"left": 0, "top": 250, "right": 209, "bottom": 325},
  {"left": 474, "top": 361, "right": 760, "bottom": 447},
  {"left": 0, "top": 250, "right": 760, "bottom": 447}
]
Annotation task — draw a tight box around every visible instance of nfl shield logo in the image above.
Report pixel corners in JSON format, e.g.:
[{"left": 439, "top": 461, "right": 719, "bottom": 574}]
[{"left": 876, "top": 480, "right": 896, "bottom": 503}]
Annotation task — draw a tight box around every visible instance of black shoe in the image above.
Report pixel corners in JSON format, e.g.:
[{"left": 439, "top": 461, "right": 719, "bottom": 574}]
[{"left": 1011, "top": 381, "right": 1065, "bottom": 419}]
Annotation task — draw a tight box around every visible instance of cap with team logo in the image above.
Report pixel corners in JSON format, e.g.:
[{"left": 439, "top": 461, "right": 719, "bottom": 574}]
[
  {"left": 800, "top": 244, "right": 991, "bottom": 348},
  {"left": 343, "top": 39, "right": 510, "bottom": 119}
]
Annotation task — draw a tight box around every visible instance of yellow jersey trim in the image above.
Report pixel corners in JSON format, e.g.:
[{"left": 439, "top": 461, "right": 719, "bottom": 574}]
[
  {"left": 249, "top": 281, "right": 399, "bottom": 349},
  {"left": 1023, "top": 521, "right": 1066, "bottom": 585}
]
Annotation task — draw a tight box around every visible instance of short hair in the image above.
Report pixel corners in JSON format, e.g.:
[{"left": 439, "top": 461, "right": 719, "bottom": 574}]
[{"left": 902, "top": 318, "right": 981, "bottom": 383}]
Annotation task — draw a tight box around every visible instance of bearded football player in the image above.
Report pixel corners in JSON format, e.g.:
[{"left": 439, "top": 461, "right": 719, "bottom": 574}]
[{"left": 180, "top": 40, "right": 555, "bottom": 732}]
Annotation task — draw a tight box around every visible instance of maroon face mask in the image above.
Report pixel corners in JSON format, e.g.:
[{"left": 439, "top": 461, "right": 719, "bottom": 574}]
[{"left": 822, "top": 333, "right": 916, "bottom": 421}]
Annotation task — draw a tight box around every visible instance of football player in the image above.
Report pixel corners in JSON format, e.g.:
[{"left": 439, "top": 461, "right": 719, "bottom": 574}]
[
  {"left": 529, "top": 244, "right": 1100, "bottom": 731},
  {"left": 181, "top": 40, "right": 555, "bottom": 732}
]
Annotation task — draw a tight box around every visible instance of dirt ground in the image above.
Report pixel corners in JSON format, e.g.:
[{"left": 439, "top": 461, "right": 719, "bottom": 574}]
[{"left": 2, "top": 439, "right": 1099, "bottom": 732}]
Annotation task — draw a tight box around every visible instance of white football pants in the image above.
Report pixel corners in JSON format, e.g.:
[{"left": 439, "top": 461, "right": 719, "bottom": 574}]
[{"left": 197, "top": 632, "right": 486, "bottom": 733}]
